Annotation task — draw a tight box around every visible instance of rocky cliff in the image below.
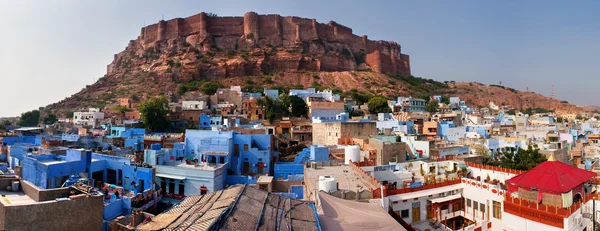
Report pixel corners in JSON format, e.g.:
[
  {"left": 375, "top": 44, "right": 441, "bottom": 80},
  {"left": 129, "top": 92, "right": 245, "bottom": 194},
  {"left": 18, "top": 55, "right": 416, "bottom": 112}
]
[{"left": 44, "top": 12, "right": 581, "bottom": 116}]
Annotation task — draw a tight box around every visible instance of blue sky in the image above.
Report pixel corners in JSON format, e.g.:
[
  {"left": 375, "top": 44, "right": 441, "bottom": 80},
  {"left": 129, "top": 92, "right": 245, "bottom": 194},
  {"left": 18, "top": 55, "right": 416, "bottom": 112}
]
[{"left": 1, "top": 0, "right": 598, "bottom": 117}]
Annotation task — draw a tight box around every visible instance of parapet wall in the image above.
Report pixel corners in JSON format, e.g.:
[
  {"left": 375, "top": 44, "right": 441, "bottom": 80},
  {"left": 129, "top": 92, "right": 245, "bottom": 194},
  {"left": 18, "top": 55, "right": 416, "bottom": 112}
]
[{"left": 137, "top": 12, "right": 410, "bottom": 76}]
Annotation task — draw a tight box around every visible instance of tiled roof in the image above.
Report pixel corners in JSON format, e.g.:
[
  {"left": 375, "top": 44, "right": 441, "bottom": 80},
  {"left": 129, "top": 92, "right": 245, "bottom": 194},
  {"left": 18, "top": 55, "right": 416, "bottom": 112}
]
[{"left": 136, "top": 185, "right": 319, "bottom": 231}]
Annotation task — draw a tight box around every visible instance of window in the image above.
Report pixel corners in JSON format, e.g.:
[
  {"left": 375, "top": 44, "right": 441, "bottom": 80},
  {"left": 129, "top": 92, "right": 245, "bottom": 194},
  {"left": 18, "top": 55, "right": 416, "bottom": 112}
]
[
  {"left": 244, "top": 144, "right": 248, "bottom": 151},
  {"left": 473, "top": 201, "right": 479, "bottom": 212},
  {"left": 480, "top": 203, "right": 485, "bottom": 214},
  {"left": 467, "top": 199, "right": 472, "bottom": 208},
  {"left": 234, "top": 144, "right": 239, "bottom": 156},
  {"left": 441, "top": 204, "right": 449, "bottom": 211},
  {"left": 493, "top": 201, "right": 502, "bottom": 219},
  {"left": 401, "top": 209, "right": 409, "bottom": 218}
]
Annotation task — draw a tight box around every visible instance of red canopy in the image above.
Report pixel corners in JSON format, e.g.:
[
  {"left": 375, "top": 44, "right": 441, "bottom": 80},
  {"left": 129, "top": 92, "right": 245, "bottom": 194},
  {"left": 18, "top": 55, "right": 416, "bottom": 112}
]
[{"left": 506, "top": 161, "right": 596, "bottom": 193}]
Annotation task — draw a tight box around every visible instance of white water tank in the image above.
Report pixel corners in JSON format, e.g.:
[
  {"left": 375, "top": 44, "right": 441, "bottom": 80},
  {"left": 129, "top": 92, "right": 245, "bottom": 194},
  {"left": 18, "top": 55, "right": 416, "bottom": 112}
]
[
  {"left": 318, "top": 176, "right": 338, "bottom": 193},
  {"left": 344, "top": 145, "right": 361, "bottom": 164}
]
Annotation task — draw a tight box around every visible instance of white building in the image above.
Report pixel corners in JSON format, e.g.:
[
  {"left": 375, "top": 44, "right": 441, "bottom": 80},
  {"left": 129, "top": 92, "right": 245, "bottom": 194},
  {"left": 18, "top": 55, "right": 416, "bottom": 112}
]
[
  {"left": 73, "top": 108, "right": 104, "bottom": 127},
  {"left": 357, "top": 156, "right": 600, "bottom": 231},
  {"left": 182, "top": 100, "right": 207, "bottom": 111}
]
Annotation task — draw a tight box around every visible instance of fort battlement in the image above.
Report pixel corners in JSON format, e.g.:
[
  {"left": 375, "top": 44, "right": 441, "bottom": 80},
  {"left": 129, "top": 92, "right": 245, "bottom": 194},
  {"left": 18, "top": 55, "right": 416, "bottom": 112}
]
[{"left": 135, "top": 12, "right": 410, "bottom": 76}]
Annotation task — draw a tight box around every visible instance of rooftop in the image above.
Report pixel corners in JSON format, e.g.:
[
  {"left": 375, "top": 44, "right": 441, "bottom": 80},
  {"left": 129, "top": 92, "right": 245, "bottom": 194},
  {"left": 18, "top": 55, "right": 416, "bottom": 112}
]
[
  {"left": 162, "top": 161, "right": 226, "bottom": 171},
  {"left": 304, "top": 165, "right": 379, "bottom": 199},
  {"left": 0, "top": 191, "right": 36, "bottom": 206},
  {"left": 135, "top": 184, "right": 319, "bottom": 230}
]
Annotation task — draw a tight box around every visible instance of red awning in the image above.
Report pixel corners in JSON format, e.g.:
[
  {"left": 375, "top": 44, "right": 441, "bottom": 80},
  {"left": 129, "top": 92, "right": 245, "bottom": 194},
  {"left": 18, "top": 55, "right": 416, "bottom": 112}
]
[{"left": 506, "top": 161, "right": 596, "bottom": 193}]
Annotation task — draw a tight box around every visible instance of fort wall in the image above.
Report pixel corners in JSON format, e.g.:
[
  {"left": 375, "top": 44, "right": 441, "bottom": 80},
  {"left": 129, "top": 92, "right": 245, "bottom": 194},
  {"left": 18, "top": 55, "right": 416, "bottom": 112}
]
[{"left": 137, "top": 12, "right": 410, "bottom": 76}]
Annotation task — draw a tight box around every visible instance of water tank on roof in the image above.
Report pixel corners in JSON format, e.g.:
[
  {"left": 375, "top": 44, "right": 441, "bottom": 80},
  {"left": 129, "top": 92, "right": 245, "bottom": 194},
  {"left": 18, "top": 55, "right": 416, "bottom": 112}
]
[
  {"left": 344, "top": 145, "right": 360, "bottom": 165},
  {"left": 318, "top": 176, "right": 338, "bottom": 193}
]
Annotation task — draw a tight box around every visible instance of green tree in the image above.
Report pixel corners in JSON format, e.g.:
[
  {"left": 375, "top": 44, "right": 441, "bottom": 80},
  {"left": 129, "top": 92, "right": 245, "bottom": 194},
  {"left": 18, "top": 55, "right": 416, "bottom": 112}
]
[
  {"left": 289, "top": 96, "right": 307, "bottom": 117},
  {"left": 498, "top": 146, "right": 546, "bottom": 170},
  {"left": 576, "top": 114, "right": 584, "bottom": 120},
  {"left": 201, "top": 82, "right": 221, "bottom": 95},
  {"left": 0, "top": 124, "right": 5, "bottom": 131},
  {"left": 367, "top": 96, "right": 391, "bottom": 114},
  {"left": 556, "top": 117, "right": 564, "bottom": 123},
  {"left": 66, "top": 111, "right": 74, "bottom": 118},
  {"left": 114, "top": 105, "right": 130, "bottom": 115},
  {"left": 425, "top": 100, "right": 439, "bottom": 113},
  {"left": 139, "top": 96, "right": 171, "bottom": 132},
  {"left": 505, "top": 109, "right": 516, "bottom": 115},
  {"left": 347, "top": 89, "right": 372, "bottom": 106},
  {"left": 441, "top": 96, "right": 450, "bottom": 104},
  {"left": 17, "top": 110, "right": 40, "bottom": 127},
  {"left": 42, "top": 114, "right": 58, "bottom": 125}
]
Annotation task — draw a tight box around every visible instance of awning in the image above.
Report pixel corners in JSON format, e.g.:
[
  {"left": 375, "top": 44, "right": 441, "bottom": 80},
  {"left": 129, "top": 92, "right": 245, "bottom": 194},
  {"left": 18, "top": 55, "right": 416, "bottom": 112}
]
[
  {"left": 429, "top": 193, "right": 462, "bottom": 204},
  {"left": 156, "top": 174, "right": 186, "bottom": 180}
]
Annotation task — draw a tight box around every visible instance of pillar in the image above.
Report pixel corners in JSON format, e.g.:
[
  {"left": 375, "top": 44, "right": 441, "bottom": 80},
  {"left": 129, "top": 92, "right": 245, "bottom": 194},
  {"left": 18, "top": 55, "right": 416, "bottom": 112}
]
[
  {"left": 198, "top": 12, "right": 209, "bottom": 39},
  {"left": 157, "top": 20, "right": 167, "bottom": 41},
  {"left": 311, "top": 19, "right": 318, "bottom": 39},
  {"left": 243, "top": 11, "right": 259, "bottom": 39}
]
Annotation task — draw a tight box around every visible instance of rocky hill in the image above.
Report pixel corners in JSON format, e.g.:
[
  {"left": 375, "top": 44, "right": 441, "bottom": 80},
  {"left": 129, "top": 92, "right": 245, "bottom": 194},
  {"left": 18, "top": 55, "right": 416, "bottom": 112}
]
[{"left": 44, "top": 12, "right": 581, "bottom": 116}]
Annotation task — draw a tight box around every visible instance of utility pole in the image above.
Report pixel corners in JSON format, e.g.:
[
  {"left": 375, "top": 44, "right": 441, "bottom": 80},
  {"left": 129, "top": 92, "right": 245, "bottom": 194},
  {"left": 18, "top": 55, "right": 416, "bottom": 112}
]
[{"left": 594, "top": 197, "right": 596, "bottom": 231}]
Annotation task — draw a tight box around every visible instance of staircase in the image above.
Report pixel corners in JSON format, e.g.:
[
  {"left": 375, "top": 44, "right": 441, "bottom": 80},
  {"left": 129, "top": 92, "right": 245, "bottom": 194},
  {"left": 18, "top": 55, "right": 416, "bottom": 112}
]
[{"left": 583, "top": 213, "right": 600, "bottom": 231}]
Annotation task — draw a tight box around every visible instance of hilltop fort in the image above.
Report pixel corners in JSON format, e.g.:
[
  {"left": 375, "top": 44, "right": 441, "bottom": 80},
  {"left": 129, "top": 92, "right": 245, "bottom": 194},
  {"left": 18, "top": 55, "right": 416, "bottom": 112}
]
[{"left": 107, "top": 12, "right": 410, "bottom": 77}]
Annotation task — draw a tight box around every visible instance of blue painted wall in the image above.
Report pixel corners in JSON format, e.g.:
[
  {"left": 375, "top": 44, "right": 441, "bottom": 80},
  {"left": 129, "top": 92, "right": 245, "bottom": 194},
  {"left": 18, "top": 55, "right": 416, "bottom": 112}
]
[
  {"left": 309, "top": 146, "right": 329, "bottom": 162},
  {"left": 274, "top": 163, "right": 304, "bottom": 180}
]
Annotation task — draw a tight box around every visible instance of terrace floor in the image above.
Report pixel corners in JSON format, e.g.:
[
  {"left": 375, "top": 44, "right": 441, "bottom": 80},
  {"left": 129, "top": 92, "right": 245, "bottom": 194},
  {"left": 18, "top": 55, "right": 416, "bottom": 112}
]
[{"left": 0, "top": 191, "right": 36, "bottom": 206}]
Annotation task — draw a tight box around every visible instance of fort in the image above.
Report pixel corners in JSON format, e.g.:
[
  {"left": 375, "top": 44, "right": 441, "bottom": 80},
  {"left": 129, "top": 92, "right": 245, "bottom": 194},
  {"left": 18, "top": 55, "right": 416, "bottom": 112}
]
[{"left": 131, "top": 12, "right": 410, "bottom": 76}]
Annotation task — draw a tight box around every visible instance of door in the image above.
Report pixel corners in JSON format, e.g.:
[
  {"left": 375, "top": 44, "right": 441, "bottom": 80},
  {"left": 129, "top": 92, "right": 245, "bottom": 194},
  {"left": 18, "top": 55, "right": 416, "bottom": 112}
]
[
  {"left": 412, "top": 202, "right": 421, "bottom": 223},
  {"left": 257, "top": 162, "right": 264, "bottom": 174},
  {"left": 243, "top": 162, "right": 250, "bottom": 175}
]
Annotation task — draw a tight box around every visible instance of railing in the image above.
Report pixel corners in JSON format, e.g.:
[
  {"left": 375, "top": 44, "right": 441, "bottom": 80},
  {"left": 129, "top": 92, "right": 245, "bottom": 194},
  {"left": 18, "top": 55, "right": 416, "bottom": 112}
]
[
  {"left": 348, "top": 160, "right": 382, "bottom": 190},
  {"left": 382, "top": 178, "right": 462, "bottom": 197},
  {"left": 465, "top": 162, "right": 525, "bottom": 175},
  {"left": 503, "top": 193, "right": 600, "bottom": 229}
]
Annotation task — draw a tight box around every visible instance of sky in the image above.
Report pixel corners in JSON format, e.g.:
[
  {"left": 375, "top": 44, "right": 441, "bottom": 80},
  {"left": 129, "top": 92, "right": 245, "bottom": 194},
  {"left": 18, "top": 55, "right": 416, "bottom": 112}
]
[{"left": 1, "top": 0, "right": 599, "bottom": 117}]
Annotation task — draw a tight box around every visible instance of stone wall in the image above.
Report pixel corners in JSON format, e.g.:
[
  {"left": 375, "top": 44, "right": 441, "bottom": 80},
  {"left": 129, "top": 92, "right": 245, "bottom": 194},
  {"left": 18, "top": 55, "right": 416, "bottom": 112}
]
[{"left": 136, "top": 12, "right": 410, "bottom": 76}]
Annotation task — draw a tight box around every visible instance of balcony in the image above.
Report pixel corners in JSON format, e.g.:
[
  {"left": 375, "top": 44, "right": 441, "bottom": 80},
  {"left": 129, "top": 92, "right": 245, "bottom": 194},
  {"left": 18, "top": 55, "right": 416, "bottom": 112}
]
[
  {"left": 374, "top": 178, "right": 463, "bottom": 198},
  {"left": 503, "top": 194, "right": 599, "bottom": 229}
]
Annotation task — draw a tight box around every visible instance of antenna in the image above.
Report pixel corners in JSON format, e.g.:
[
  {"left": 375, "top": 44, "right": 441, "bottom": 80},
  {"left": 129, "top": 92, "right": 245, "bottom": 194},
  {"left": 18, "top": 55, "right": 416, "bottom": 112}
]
[
  {"left": 551, "top": 85, "right": 556, "bottom": 98},
  {"left": 162, "top": 14, "right": 164, "bottom": 21}
]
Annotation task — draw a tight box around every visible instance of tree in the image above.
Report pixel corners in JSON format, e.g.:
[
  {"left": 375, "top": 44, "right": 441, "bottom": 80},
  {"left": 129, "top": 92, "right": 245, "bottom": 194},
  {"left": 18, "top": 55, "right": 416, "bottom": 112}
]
[
  {"left": 498, "top": 146, "right": 546, "bottom": 170},
  {"left": 139, "top": 96, "right": 171, "bottom": 132},
  {"left": 201, "top": 82, "right": 221, "bottom": 95},
  {"left": 17, "top": 110, "right": 40, "bottom": 127},
  {"left": 367, "top": 96, "right": 391, "bottom": 114},
  {"left": 441, "top": 96, "right": 450, "bottom": 104},
  {"left": 66, "top": 111, "right": 74, "bottom": 118},
  {"left": 347, "top": 89, "right": 372, "bottom": 106},
  {"left": 289, "top": 95, "right": 307, "bottom": 117},
  {"left": 556, "top": 117, "right": 564, "bottom": 123},
  {"left": 425, "top": 100, "right": 439, "bottom": 113},
  {"left": 505, "top": 109, "right": 516, "bottom": 115},
  {"left": 42, "top": 114, "right": 58, "bottom": 125},
  {"left": 114, "top": 105, "right": 130, "bottom": 116}
]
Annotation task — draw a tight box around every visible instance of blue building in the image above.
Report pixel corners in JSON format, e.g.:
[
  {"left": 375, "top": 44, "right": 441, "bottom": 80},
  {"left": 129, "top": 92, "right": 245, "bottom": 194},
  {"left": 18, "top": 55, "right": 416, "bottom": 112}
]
[
  {"left": 145, "top": 130, "right": 275, "bottom": 196},
  {"left": 376, "top": 113, "right": 416, "bottom": 134},
  {"left": 20, "top": 149, "right": 153, "bottom": 193}
]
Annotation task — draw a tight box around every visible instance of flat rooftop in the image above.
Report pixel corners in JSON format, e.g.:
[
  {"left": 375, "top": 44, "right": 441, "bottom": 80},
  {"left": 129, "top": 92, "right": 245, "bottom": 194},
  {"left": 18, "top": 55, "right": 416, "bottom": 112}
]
[
  {"left": 304, "top": 165, "right": 378, "bottom": 201},
  {"left": 162, "top": 161, "right": 226, "bottom": 170},
  {"left": 0, "top": 191, "right": 36, "bottom": 206}
]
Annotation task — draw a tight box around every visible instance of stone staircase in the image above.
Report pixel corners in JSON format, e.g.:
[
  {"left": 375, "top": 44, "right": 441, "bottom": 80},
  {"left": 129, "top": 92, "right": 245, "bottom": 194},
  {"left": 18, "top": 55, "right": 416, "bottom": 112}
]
[{"left": 583, "top": 213, "right": 600, "bottom": 231}]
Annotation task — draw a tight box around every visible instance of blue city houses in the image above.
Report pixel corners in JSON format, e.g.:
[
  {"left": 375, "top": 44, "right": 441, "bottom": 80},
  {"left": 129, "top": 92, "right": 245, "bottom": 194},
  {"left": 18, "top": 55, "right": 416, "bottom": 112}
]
[{"left": 144, "top": 130, "right": 276, "bottom": 196}]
